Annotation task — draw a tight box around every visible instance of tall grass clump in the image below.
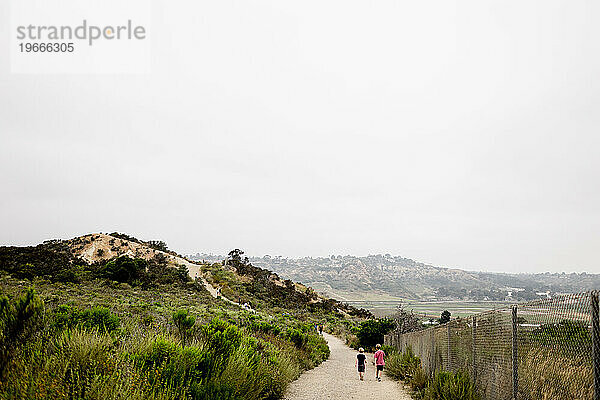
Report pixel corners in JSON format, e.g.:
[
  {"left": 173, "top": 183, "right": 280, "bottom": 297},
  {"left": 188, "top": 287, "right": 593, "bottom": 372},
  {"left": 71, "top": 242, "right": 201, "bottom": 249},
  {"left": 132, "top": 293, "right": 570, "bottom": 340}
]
[
  {"left": 385, "top": 347, "right": 428, "bottom": 396},
  {"left": 385, "top": 347, "right": 478, "bottom": 400},
  {"left": 425, "top": 371, "right": 479, "bottom": 400},
  {"left": 52, "top": 304, "right": 120, "bottom": 333},
  {"left": 385, "top": 346, "right": 420, "bottom": 380},
  {"left": 0, "top": 287, "right": 44, "bottom": 378}
]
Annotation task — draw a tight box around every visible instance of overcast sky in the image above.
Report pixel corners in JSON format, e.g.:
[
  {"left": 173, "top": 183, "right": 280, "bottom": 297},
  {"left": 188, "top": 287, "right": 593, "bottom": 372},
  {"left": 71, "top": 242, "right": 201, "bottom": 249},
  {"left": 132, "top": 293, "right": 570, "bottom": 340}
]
[{"left": 1, "top": 0, "right": 599, "bottom": 274}]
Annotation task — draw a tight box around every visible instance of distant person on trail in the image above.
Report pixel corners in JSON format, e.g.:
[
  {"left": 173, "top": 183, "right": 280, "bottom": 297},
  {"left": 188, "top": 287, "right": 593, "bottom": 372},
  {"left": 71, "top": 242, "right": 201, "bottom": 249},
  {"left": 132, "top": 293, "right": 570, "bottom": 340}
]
[
  {"left": 355, "top": 347, "right": 367, "bottom": 380},
  {"left": 374, "top": 344, "right": 385, "bottom": 382},
  {"left": 319, "top": 325, "right": 323, "bottom": 335}
]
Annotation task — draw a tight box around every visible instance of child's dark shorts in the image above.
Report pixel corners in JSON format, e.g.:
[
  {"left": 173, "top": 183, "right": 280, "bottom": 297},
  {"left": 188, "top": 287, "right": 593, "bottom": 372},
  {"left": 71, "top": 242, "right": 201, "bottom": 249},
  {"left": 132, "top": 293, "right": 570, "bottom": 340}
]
[
  {"left": 376, "top": 365, "right": 384, "bottom": 371},
  {"left": 358, "top": 365, "right": 365, "bottom": 372}
]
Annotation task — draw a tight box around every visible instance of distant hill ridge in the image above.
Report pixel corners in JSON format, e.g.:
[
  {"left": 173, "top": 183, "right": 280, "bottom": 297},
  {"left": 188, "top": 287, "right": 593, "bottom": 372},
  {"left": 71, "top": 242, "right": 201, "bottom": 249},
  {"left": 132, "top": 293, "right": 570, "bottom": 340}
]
[{"left": 190, "top": 253, "right": 600, "bottom": 301}]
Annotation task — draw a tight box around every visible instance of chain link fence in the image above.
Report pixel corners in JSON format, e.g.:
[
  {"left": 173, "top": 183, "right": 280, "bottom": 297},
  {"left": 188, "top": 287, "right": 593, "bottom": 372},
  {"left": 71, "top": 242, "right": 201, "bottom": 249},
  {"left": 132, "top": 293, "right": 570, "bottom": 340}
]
[{"left": 385, "top": 291, "right": 600, "bottom": 400}]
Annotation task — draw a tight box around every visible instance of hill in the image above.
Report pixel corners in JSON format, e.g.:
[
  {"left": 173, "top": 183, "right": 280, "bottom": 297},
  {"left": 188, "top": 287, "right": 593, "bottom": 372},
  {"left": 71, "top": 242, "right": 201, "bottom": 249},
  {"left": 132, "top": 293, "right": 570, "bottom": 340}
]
[
  {"left": 0, "top": 233, "right": 370, "bottom": 399},
  {"left": 190, "top": 253, "right": 600, "bottom": 302},
  {"left": 0, "top": 232, "right": 369, "bottom": 315}
]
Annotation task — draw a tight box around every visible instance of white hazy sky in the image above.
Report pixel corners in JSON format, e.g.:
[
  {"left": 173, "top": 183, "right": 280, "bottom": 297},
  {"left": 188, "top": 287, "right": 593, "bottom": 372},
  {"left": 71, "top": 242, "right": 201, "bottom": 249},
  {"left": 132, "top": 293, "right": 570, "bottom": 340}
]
[{"left": 1, "top": 1, "right": 599, "bottom": 274}]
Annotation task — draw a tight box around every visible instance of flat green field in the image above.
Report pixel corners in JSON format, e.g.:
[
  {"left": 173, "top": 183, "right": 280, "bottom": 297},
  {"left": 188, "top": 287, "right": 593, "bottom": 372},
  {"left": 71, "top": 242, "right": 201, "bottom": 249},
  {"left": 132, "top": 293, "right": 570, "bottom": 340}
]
[{"left": 348, "top": 300, "right": 511, "bottom": 319}]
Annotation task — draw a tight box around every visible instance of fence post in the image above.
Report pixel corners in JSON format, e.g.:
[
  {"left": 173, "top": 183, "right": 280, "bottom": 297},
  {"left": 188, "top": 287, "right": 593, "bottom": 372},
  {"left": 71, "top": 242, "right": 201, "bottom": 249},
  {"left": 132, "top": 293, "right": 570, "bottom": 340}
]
[
  {"left": 430, "top": 327, "right": 435, "bottom": 375},
  {"left": 401, "top": 333, "right": 405, "bottom": 353},
  {"left": 403, "top": 333, "right": 406, "bottom": 352},
  {"left": 592, "top": 291, "right": 600, "bottom": 400},
  {"left": 472, "top": 316, "right": 477, "bottom": 385},
  {"left": 447, "top": 322, "right": 451, "bottom": 371},
  {"left": 512, "top": 305, "right": 518, "bottom": 400}
]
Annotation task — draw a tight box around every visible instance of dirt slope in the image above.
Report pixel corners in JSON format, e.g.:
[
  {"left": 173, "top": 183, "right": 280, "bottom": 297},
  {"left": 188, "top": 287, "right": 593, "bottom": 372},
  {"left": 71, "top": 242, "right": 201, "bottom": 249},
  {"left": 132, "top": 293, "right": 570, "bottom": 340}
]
[{"left": 66, "top": 233, "right": 230, "bottom": 299}]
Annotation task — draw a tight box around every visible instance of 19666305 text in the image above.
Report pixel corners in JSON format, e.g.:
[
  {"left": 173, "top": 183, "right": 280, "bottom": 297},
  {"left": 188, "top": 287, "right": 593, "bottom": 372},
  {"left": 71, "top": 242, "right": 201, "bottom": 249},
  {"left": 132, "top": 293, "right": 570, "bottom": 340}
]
[{"left": 19, "top": 42, "right": 74, "bottom": 52}]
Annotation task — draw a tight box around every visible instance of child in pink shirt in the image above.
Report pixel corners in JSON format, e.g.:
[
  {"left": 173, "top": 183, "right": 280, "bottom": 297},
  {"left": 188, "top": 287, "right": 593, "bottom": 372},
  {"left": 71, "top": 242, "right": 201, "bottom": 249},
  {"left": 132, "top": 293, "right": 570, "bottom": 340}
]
[{"left": 373, "top": 344, "right": 385, "bottom": 382}]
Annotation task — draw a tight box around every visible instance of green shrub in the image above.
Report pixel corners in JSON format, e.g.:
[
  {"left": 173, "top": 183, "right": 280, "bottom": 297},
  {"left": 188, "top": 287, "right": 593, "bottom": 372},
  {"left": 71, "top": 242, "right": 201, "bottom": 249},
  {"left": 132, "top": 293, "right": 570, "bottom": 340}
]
[
  {"left": 52, "top": 305, "right": 120, "bottom": 333},
  {"left": 251, "top": 321, "right": 281, "bottom": 336},
  {"left": 2, "top": 329, "right": 119, "bottom": 399},
  {"left": 190, "top": 380, "right": 238, "bottom": 400},
  {"left": 426, "top": 371, "right": 479, "bottom": 400},
  {"left": 0, "top": 288, "right": 44, "bottom": 377},
  {"left": 410, "top": 366, "right": 429, "bottom": 392},
  {"left": 214, "top": 342, "right": 268, "bottom": 400},
  {"left": 286, "top": 328, "right": 306, "bottom": 348},
  {"left": 80, "top": 307, "right": 121, "bottom": 333},
  {"left": 356, "top": 318, "right": 395, "bottom": 350},
  {"left": 52, "top": 304, "right": 78, "bottom": 329},
  {"left": 132, "top": 319, "right": 307, "bottom": 400},
  {"left": 530, "top": 320, "right": 591, "bottom": 349},
  {"left": 385, "top": 346, "right": 421, "bottom": 381},
  {"left": 199, "top": 319, "right": 243, "bottom": 378},
  {"left": 13, "top": 263, "right": 37, "bottom": 280},
  {"left": 346, "top": 334, "right": 360, "bottom": 349},
  {"left": 102, "top": 256, "right": 147, "bottom": 283},
  {"left": 54, "top": 267, "right": 81, "bottom": 283},
  {"left": 0, "top": 274, "right": 340, "bottom": 400},
  {"left": 177, "top": 264, "right": 191, "bottom": 282},
  {"left": 134, "top": 336, "right": 213, "bottom": 394},
  {"left": 172, "top": 309, "right": 195, "bottom": 345},
  {"left": 305, "top": 334, "right": 330, "bottom": 366},
  {"left": 134, "top": 336, "right": 180, "bottom": 373},
  {"left": 54, "top": 329, "right": 117, "bottom": 397}
]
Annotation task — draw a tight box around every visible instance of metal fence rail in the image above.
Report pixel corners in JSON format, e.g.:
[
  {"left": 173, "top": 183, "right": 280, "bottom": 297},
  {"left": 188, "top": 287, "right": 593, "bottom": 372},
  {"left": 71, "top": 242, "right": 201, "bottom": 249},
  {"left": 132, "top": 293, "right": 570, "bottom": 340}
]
[{"left": 384, "top": 291, "right": 600, "bottom": 400}]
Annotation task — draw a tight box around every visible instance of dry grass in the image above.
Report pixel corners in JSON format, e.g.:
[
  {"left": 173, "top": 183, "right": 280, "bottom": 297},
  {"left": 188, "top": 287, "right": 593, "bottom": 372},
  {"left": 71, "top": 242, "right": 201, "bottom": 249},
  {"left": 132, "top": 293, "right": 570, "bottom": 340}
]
[{"left": 519, "top": 348, "right": 592, "bottom": 400}]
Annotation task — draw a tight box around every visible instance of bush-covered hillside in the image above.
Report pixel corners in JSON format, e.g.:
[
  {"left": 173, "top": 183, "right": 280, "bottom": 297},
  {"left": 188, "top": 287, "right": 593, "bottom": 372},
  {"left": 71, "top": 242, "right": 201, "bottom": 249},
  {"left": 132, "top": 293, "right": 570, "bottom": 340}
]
[{"left": 0, "top": 234, "right": 369, "bottom": 400}]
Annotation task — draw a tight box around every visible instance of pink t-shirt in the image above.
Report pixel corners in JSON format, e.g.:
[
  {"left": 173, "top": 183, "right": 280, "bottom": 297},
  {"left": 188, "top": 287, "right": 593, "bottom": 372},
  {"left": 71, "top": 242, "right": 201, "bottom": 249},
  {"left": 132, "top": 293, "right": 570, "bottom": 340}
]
[{"left": 374, "top": 350, "right": 385, "bottom": 366}]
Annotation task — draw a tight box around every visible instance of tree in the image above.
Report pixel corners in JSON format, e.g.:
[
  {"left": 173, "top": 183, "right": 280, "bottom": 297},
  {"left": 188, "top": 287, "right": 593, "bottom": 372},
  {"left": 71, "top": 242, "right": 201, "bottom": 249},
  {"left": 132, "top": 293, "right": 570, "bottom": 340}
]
[
  {"left": 439, "top": 310, "right": 451, "bottom": 324},
  {"left": 147, "top": 240, "right": 168, "bottom": 252},
  {"left": 226, "top": 249, "right": 244, "bottom": 269},
  {"left": 177, "top": 264, "right": 190, "bottom": 282},
  {"left": 228, "top": 249, "right": 243, "bottom": 262},
  {"left": 102, "top": 256, "right": 147, "bottom": 283},
  {"left": 225, "top": 249, "right": 256, "bottom": 275},
  {"left": 390, "top": 306, "right": 423, "bottom": 334},
  {"left": 356, "top": 319, "right": 396, "bottom": 350}
]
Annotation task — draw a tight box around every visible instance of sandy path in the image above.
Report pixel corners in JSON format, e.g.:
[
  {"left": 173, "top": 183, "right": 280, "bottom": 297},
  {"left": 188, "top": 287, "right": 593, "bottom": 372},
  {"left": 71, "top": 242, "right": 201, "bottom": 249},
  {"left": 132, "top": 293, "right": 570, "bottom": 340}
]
[
  {"left": 283, "top": 333, "right": 412, "bottom": 400},
  {"left": 184, "top": 260, "right": 238, "bottom": 305}
]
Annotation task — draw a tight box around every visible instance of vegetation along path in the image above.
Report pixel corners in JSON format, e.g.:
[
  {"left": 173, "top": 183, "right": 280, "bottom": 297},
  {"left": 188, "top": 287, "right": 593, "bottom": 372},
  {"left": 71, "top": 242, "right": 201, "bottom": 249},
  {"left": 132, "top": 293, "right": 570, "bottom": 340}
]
[{"left": 283, "top": 333, "right": 412, "bottom": 400}]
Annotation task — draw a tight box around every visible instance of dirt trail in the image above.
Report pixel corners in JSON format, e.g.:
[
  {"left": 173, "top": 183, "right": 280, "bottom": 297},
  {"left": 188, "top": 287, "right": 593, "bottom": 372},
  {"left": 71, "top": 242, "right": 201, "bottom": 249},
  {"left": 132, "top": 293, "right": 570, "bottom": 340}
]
[
  {"left": 184, "top": 261, "right": 237, "bottom": 305},
  {"left": 283, "top": 333, "right": 412, "bottom": 400}
]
